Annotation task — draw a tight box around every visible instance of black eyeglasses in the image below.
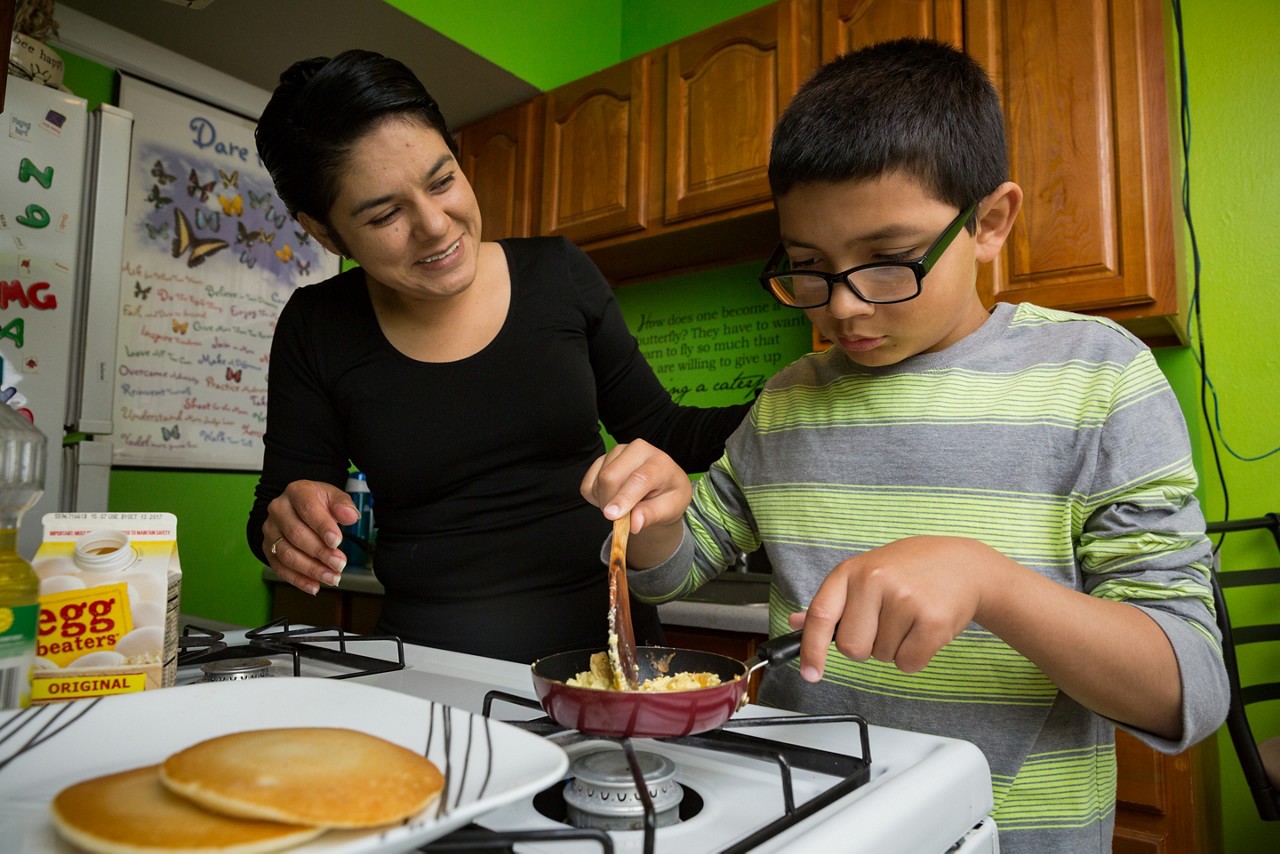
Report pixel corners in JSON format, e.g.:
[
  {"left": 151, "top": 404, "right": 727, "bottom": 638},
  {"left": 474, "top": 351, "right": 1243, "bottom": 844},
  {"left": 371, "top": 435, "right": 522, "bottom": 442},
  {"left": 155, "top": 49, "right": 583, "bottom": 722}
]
[{"left": 758, "top": 201, "right": 979, "bottom": 309}]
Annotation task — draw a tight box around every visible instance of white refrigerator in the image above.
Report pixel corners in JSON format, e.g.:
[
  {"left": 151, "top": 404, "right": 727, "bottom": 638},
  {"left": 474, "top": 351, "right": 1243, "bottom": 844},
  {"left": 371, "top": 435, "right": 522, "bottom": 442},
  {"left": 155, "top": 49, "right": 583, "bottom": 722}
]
[{"left": 0, "top": 75, "right": 133, "bottom": 558}]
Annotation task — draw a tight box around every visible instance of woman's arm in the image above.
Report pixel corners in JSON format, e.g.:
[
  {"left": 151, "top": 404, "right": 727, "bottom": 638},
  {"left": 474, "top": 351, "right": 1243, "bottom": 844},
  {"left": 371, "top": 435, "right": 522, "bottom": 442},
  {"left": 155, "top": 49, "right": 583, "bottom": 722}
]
[
  {"left": 557, "top": 240, "right": 751, "bottom": 471},
  {"left": 247, "top": 286, "right": 356, "bottom": 589}
]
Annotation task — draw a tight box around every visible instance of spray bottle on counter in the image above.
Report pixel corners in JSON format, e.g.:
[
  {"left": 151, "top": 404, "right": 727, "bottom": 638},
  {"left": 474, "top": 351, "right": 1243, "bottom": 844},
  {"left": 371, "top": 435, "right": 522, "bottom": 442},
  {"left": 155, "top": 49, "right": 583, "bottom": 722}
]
[
  {"left": 340, "top": 471, "right": 375, "bottom": 572},
  {"left": 0, "top": 404, "right": 46, "bottom": 710}
]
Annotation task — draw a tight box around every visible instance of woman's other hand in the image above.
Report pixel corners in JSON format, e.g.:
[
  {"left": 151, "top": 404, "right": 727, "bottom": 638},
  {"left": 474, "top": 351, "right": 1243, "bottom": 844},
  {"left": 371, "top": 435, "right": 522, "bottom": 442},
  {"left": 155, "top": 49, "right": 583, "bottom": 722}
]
[{"left": 263, "top": 480, "right": 360, "bottom": 595}]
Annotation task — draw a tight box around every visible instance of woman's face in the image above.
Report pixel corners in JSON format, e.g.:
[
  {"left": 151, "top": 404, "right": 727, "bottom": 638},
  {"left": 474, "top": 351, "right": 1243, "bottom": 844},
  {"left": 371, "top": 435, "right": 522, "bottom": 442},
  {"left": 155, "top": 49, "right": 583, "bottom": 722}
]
[{"left": 301, "top": 118, "right": 483, "bottom": 302}]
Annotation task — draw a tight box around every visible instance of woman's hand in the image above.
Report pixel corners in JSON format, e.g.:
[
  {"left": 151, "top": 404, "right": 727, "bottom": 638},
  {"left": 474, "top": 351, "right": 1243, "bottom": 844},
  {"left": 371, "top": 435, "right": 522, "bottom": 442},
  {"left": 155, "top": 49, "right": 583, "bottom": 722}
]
[
  {"left": 580, "top": 440, "right": 692, "bottom": 570},
  {"left": 262, "top": 480, "right": 360, "bottom": 595}
]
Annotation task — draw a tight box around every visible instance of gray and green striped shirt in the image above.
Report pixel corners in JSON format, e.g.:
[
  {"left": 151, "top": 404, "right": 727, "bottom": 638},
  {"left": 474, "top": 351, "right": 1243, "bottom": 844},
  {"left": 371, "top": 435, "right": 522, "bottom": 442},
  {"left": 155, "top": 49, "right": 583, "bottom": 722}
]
[{"left": 630, "top": 302, "right": 1228, "bottom": 853}]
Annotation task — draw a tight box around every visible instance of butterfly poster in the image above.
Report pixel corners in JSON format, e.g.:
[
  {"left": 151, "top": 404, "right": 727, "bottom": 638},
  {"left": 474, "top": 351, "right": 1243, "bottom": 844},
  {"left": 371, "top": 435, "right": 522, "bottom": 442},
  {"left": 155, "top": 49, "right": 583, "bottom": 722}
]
[{"left": 115, "top": 75, "right": 339, "bottom": 469}]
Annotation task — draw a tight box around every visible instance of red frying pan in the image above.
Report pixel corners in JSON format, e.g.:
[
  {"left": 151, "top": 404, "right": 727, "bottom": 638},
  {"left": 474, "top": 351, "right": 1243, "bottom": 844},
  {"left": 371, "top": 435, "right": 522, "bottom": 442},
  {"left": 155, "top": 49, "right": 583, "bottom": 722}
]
[{"left": 530, "top": 632, "right": 803, "bottom": 738}]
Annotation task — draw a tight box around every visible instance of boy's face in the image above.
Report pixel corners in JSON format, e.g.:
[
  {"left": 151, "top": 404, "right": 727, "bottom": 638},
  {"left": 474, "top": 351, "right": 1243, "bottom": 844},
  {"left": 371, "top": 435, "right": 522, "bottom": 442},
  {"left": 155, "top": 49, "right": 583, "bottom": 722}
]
[{"left": 774, "top": 172, "right": 995, "bottom": 368}]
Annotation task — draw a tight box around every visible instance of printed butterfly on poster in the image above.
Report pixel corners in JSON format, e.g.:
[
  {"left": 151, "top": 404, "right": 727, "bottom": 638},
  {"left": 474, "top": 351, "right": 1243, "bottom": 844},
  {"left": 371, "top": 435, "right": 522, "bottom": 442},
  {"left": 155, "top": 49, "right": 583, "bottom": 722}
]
[
  {"left": 145, "top": 184, "right": 172, "bottom": 209},
  {"left": 236, "top": 221, "right": 262, "bottom": 247},
  {"left": 263, "top": 205, "right": 287, "bottom": 229},
  {"left": 134, "top": 282, "right": 151, "bottom": 300},
  {"left": 295, "top": 258, "right": 311, "bottom": 276},
  {"left": 145, "top": 222, "right": 169, "bottom": 240},
  {"left": 239, "top": 250, "right": 257, "bottom": 269},
  {"left": 294, "top": 230, "right": 311, "bottom": 246},
  {"left": 248, "top": 189, "right": 272, "bottom": 209},
  {"left": 172, "top": 319, "right": 189, "bottom": 335},
  {"left": 261, "top": 231, "right": 276, "bottom": 246},
  {"left": 218, "top": 193, "right": 243, "bottom": 217},
  {"left": 151, "top": 159, "right": 176, "bottom": 185},
  {"left": 220, "top": 169, "right": 239, "bottom": 188},
  {"left": 274, "top": 244, "right": 293, "bottom": 263},
  {"left": 187, "top": 169, "right": 215, "bottom": 202},
  {"left": 172, "top": 209, "right": 229, "bottom": 269},
  {"left": 226, "top": 367, "right": 242, "bottom": 383},
  {"left": 161, "top": 424, "right": 181, "bottom": 441},
  {"left": 195, "top": 209, "right": 220, "bottom": 232}
]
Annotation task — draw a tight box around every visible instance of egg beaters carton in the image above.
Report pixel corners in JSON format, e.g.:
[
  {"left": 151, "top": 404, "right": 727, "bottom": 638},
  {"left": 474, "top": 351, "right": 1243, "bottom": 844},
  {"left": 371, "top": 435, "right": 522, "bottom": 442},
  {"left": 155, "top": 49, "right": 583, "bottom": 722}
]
[{"left": 30, "top": 513, "right": 181, "bottom": 702}]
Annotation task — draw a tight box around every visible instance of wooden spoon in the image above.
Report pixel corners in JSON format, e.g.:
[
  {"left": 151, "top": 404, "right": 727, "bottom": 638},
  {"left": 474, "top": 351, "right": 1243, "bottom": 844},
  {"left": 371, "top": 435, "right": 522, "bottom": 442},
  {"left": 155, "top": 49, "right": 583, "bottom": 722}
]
[{"left": 608, "top": 516, "right": 641, "bottom": 690}]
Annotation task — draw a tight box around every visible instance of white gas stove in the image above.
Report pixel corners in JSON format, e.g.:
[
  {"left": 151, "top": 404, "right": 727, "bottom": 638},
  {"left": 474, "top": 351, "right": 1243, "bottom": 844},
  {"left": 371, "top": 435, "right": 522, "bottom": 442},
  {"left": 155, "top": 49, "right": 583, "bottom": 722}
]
[{"left": 175, "top": 621, "right": 999, "bottom": 853}]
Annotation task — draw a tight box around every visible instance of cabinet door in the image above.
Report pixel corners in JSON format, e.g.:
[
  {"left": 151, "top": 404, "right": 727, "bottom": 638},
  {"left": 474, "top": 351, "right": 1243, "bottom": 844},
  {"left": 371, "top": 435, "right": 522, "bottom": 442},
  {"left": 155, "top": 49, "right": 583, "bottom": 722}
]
[
  {"left": 541, "top": 55, "right": 653, "bottom": 245},
  {"left": 822, "top": 0, "right": 963, "bottom": 56},
  {"left": 663, "top": 0, "right": 818, "bottom": 225},
  {"left": 967, "top": 0, "right": 1181, "bottom": 344},
  {"left": 457, "top": 98, "right": 543, "bottom": 241},
  {"left": 1113, "top": 730, "right": 1220, "bottom": 854}
]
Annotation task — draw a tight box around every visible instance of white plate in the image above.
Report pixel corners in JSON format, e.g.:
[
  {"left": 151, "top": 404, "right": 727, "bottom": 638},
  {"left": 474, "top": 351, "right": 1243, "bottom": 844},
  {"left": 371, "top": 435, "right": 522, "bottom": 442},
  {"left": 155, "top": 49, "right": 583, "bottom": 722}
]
[{"left": 0, "top": 678, "right": 569, "bottom": 853}]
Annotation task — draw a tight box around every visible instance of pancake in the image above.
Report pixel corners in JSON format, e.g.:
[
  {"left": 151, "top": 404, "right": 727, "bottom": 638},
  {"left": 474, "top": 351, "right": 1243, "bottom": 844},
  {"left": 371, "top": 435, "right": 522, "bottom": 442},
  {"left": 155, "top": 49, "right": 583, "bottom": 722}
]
[
  {"left": 160, "top": 727, "right": 443, "bottom": 828},
  {"left": 51, "top": 764, "right": 324, "bottom": 854}
]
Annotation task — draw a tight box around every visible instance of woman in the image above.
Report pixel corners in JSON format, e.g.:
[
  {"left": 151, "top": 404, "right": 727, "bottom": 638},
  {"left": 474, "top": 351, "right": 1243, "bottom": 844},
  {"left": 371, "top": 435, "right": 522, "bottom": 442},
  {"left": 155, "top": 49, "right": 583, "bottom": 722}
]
[{"left": 248, "top": 50, "right": 749, "bottom": 662}]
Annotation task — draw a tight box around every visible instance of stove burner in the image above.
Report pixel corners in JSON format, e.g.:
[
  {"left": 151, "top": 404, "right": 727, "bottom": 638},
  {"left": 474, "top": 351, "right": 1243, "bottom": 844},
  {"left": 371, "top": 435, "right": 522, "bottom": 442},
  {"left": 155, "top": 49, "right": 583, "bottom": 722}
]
[
  {"left": 563, "top": 749, "right": 684, "bottom": 830},
  {"left": 534, "top": 777, "right": 704, "bottom": 829},
  {"left": 201, "top": 658, "right": 273, "bottom": 682}
]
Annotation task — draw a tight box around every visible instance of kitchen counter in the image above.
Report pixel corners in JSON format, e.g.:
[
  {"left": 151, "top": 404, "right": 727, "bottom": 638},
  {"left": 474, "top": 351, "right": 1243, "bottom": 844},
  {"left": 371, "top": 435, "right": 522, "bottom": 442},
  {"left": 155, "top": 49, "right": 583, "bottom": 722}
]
[
  {"left": 260, "top": 566, "right": 771, "bottom": 635},
  {"left": 656, "top": 571, "right": 770, "bottom": 635}
]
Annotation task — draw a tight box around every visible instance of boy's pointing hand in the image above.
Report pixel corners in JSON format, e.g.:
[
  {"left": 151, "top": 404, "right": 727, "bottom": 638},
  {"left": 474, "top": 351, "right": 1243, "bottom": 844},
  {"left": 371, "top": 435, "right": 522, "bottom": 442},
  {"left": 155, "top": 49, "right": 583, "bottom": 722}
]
[{"left": 789, "top": 536, "right": 992, "bottom": 680}]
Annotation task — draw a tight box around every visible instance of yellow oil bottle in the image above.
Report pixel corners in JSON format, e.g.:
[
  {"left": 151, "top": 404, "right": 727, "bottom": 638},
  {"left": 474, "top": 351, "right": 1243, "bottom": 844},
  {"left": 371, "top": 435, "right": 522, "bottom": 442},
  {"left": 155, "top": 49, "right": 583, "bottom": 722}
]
[{"left": 0, "top": 403, "right": 46, "bottom": 710}]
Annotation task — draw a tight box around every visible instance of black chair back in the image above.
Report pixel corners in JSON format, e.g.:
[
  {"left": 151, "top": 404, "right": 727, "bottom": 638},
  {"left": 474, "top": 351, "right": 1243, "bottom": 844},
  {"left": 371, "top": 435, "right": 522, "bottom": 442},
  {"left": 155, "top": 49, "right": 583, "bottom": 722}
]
[{"left": 1207, "top": 513, "right": 1280, "bottom": 821}]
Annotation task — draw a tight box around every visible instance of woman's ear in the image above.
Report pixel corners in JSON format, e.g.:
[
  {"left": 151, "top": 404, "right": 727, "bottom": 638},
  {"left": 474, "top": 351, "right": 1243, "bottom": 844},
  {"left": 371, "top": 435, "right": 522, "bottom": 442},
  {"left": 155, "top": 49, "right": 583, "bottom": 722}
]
[
  {"left": 296, "top": 211, "right": 344, "bottom": 258},
  {"left": 973, "top": 181, "right": 1023, "bottom": 263}
]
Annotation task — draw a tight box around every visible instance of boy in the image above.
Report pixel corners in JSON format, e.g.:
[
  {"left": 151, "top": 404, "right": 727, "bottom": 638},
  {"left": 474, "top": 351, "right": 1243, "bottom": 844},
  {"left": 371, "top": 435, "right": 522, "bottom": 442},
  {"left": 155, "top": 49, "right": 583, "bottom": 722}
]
[{"left": 582, "top": 38, "right": 1227, "bottom": 853}]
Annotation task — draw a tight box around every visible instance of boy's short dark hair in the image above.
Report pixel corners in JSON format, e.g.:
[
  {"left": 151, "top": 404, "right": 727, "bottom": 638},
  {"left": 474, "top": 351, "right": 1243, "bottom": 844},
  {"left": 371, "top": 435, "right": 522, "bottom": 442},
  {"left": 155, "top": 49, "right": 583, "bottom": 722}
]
[
  {"left": 255, "top": 49, "right": 456, "bottom": 226},
  {"left": 769, "top": 38, "right": 1008, "bottom": 218}
]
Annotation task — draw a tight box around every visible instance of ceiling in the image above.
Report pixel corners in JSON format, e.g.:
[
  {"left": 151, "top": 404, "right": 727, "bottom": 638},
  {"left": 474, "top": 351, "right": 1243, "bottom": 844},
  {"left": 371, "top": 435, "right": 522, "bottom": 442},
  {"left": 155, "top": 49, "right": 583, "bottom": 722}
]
[{"left": 53, "top": 0, "right": 540, "bottom": 127}]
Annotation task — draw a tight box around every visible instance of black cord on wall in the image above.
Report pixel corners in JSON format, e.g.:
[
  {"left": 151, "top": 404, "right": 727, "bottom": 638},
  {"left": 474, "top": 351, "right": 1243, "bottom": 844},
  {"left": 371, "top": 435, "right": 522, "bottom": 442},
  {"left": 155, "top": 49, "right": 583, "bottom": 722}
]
[{"left": 1170, "top": 0, "right": 1230, "bottom": 550}]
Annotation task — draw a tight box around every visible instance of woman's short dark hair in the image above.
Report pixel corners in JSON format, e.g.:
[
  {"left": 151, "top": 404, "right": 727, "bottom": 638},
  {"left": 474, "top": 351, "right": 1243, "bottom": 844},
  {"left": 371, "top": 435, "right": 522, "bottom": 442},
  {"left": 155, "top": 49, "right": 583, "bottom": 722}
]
[
  {"left": 768, "top": 38, "right": 1008, "bottom": 225},
  {"left": 255, "top": 49, "right": 457, "bottom": 225}
]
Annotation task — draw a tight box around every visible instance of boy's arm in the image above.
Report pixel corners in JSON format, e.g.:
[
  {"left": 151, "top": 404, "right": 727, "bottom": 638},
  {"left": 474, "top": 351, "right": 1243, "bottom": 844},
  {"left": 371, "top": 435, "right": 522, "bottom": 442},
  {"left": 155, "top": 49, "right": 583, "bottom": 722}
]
[
  {"left": 797, "top": 348, "right": 1227, "bottom": 748},
  {"left": 796, "top": 536, "right": 1188, "bottom": 740}
]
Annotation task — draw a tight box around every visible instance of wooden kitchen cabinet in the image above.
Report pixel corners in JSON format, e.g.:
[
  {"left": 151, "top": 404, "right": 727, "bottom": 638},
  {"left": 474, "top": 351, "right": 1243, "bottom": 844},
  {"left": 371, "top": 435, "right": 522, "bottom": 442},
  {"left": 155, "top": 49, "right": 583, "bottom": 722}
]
[
  {"left": 1114, "top": 730, "right": 1221, "bottom": 854},
  {"left": 456, "top": 0, "right": 1185, "bottom": 344},
  {"left": 821, "top": 0, "right": 963, "bottom": 55},
  {"left": 966, "top": 0, "right": 1184, "bottom": 345},
  {"left": 663, "top": 626, "right": 767, "bottom": 703},
  {"left": 540, "top": 54, "right": 656, "bottom": 245},
  {"left": 662, "top": 0, "right": 818, "bottom": 225},
  {"left": 457, "top": 98, "right": 544, "bottom": 241}
]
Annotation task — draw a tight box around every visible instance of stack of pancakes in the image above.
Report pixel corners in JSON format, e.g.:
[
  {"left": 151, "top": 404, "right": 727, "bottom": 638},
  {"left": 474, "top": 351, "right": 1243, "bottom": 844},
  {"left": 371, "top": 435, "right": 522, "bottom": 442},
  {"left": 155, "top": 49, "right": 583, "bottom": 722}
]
[{"left": 51, "top": 727, "right": 444, "bottom": 853}]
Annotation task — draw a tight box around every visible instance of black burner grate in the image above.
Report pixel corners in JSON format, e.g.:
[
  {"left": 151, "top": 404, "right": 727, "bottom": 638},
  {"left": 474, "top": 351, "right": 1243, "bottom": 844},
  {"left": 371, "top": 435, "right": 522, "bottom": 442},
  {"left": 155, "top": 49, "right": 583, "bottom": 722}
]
[
  {"left": 177, "top": 618, "right": 406, "bottom": 679},
  {"left": 430, "top": 690, "right": 875, "bottom": 854}
]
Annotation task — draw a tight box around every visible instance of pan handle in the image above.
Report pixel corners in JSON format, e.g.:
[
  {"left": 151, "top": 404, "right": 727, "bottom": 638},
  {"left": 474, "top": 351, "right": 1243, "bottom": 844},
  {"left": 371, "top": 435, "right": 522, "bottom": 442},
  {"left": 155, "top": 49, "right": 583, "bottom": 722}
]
[{"left": 743, "top": 630, "right": 804, "bottom": 677}]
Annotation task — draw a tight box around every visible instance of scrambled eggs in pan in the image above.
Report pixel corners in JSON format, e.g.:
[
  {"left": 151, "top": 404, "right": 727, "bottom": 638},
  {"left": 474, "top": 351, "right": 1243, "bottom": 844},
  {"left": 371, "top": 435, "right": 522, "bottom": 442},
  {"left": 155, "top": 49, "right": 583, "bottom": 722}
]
[{"left": 566, "top": 651, "right": 724, "bottom": 692}]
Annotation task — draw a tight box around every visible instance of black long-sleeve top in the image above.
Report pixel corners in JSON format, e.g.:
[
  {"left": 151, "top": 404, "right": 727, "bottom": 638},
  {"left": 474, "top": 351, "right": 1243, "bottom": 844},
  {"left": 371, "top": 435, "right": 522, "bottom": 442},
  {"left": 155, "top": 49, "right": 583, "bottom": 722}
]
[{"left": 247, "top": 237, "right": 749, "bottom": 661}]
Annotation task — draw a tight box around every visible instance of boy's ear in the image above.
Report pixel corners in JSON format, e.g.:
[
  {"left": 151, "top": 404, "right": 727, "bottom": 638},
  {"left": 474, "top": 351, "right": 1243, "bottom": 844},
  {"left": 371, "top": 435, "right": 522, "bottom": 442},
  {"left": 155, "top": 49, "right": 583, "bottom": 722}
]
[
  {"left": 297, "top": 211, "right": 344, "bottom": 258},
  {"left": 973, "top": 181, "right": 1023, "bottom": 263}
]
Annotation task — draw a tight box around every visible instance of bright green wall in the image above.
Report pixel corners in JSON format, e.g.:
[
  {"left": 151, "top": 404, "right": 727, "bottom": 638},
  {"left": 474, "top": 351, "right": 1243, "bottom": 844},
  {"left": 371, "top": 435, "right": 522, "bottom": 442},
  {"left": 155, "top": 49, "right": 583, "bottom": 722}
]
[
  {"left": 1173, "top": 1, "right": 1280, "bottom": 851},
  {"left": 108, "top": 470, "right": 267, "bottom": 626},
  {"left": 384, "top": 0, "right": 622, "bottom": 90},
  {"left": 619, "top": 0, "right": 776, "bottom": 58},
  {"left": 385, "top": 0, "right": 776, "bottom": 89}
]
